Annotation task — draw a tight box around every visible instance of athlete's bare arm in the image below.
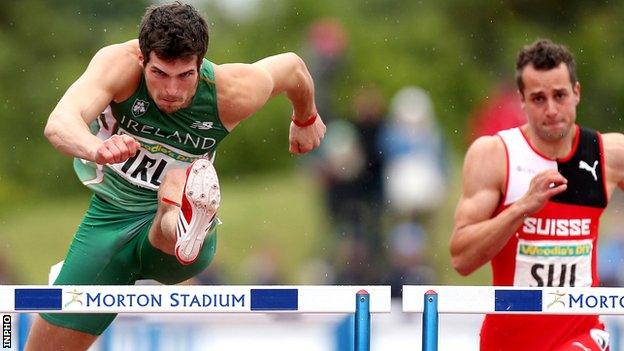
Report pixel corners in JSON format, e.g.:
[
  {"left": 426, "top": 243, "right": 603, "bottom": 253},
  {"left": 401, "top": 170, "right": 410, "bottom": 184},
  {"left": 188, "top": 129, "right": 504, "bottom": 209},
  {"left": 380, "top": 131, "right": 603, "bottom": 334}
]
[
  {"left": 602, "top": 133, "right": 624, "bottom": 194},
  {"left": 450, "top": 135, "right": 568, "bottom": 275},
  {"left": 214, "top": 53, "right": 325, "bottom": 154},
  {"left": 44, "top": 40, "right": 141, "bottom": 164}
]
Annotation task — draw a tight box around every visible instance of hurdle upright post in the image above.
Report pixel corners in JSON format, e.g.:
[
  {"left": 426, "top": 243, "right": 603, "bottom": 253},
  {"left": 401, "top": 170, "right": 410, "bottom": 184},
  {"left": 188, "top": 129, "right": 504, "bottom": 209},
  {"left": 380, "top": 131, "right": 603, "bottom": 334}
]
[
  {"left": 18, "top": 313, "right": 31, "bottom": 351},
  {"left": 423, "top": 290, "right": 438, "bottom": 351},
  {"left": 354, "top": 290, "right": 370, "bottom": 351}
]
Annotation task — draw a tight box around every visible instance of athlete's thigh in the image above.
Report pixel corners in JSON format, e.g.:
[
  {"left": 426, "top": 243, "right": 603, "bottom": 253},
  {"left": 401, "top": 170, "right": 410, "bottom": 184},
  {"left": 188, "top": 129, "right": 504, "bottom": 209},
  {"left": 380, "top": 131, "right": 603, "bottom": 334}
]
[
  {"left": 41, "top": 195, "right": 153, "bottom": 335},
  {"left": 53, "top": 197, "right": 150, "bottom": 285}
]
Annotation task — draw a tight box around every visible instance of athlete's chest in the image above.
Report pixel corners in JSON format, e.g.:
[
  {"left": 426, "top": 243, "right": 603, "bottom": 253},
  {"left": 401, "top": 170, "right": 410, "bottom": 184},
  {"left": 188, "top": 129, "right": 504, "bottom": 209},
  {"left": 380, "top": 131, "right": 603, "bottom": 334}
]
[
  {"left": 504, "top": 127, "right": 606, "bottom": 240},
  {"left": 501, "top": 126, "right": 607, "bottom": 215},
  {"left": 497, "top": 127, "right": 606, "bottom": 287},
  {"left": 113, "top": 109, "right": 219, "bottom": 153}
]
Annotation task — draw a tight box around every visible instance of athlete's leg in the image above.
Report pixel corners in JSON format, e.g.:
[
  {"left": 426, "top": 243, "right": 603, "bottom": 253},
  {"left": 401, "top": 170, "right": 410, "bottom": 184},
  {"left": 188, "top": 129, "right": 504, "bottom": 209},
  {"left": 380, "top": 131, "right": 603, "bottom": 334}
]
[
  {"left": 25, "top": 317, "right": 97, "bottom": 351},
  {"left": 149, "top": 158, "right": 220, "bottom": 264},
  {"left": 27, "top": 195, "right": 152, "bottom": 350},
  {"left": 149, "top": 167, "right": 187, "bottom": 255}
]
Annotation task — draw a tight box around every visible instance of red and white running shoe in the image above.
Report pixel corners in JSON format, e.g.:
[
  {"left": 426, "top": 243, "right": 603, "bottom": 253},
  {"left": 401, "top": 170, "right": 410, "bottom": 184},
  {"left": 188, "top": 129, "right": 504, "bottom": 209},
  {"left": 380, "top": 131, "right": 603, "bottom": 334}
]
[{"left": 175, "top": 158, "right": 220, "bottom": 265}]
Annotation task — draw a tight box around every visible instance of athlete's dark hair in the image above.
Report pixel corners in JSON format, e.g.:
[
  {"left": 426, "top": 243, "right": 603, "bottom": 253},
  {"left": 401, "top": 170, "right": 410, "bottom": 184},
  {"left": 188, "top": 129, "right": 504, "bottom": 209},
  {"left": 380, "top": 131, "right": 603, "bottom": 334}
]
[
  {"left": 139, "top": 2, "right": 209, "bottom": 68},
  {"left": 515, "top": 38, "right": 577, "bottom": 94}
]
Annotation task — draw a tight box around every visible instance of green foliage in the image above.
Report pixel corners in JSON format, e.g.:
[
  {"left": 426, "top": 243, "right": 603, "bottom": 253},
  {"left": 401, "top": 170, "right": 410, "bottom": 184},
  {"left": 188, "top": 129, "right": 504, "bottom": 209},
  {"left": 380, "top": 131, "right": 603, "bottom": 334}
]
[
  {"left": 5, "top": 1, "right": 622, "bottom": 287},
  {"left": 2, "top": 1, "right": 624, "bottom": 198},
  {"left": 0, "top": 0, "right": 147, "bottom": 202}
]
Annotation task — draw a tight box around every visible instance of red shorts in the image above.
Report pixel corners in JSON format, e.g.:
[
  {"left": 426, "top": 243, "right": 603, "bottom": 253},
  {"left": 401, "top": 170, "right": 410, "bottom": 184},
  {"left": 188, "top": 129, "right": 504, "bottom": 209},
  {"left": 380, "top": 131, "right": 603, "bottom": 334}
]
[{"left": 480, "top": 315, "right": 608, "bottom": 351}]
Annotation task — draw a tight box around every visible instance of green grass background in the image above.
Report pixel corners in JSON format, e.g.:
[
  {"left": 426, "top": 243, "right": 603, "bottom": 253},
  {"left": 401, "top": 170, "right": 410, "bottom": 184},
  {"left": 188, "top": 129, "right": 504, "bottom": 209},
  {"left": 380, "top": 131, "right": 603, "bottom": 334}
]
[{"left": 1, "top": 167, "right": 490, "bottom": 286}]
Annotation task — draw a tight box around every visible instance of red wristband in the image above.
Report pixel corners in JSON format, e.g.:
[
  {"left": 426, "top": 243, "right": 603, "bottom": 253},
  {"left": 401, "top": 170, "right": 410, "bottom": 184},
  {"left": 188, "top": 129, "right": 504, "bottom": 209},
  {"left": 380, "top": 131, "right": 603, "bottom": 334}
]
[{"left": 291, "top": 112, "right": 318, "bottom": 127}]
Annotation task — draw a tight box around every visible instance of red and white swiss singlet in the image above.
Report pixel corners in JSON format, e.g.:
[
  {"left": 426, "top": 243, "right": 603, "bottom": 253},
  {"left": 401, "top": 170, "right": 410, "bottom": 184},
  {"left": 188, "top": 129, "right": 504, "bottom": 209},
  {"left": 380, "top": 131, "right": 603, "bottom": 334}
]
[{"left": 481, "top": 125, "right": 609, "bottom": 351}]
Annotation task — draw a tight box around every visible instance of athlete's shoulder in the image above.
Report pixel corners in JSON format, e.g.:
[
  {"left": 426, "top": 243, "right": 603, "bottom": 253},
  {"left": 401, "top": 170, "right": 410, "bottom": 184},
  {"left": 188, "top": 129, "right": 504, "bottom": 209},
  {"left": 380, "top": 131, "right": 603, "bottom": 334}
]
[
  {"left": 601, "top": 132, "right": 624, "bottom": 169},
  {"left": 463, "top": 135, "right": 507, "bottom": 189},
  {"left": 93, "top": 40, "right": 140, "bottom": 66},
  {"left": 601, "top": 131, "right": 624, "bottom": 147},
  {"left": 89, "top": 40, "right": 142, "bottom": 102},
  {"left": 467, "top": 134, "right": 506, "bottom": 162}
]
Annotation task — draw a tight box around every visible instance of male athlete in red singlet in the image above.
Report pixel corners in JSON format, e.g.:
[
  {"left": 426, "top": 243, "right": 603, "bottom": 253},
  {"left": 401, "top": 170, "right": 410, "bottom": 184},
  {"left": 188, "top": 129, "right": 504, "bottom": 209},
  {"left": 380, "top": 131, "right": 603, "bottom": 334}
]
[{"left": 450, "top": 39, "right": 624, "bottom": 351}]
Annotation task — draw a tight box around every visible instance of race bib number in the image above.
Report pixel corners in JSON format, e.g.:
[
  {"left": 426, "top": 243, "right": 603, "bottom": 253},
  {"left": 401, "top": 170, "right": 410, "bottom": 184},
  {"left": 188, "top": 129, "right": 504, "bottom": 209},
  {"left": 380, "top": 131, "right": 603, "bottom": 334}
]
[
  {"left": 513, "top": 239, "right": 593, "bottom": 287},
  {"left": 108, "top": 138, "right": 200, "bottom": 190},
  {"left": 93, "top": 110, "right": 207, "bottom": 190}
]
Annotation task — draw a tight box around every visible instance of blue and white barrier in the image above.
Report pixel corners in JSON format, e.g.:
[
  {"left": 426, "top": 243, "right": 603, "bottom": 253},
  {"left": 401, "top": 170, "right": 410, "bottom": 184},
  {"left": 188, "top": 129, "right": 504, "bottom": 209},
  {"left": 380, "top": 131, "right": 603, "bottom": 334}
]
[
  {"left": 1, "top": 285, "right": 390, "bottom": 351},
  {"left": 404, "top": 286, "right": 624, "bottom": 315},
  {"left": 0, "top": 285, "right": 390, "bottom": 314},
  {"left": 404, "top": 285, "right": 624, "bottom": 350}
]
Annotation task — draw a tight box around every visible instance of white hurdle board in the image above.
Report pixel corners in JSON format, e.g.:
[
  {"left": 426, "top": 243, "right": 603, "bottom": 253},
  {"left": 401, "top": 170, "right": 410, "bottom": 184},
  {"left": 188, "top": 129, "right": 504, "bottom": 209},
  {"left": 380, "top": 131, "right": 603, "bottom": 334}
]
[
  {"left": 0, "top": 285, "right": 391, "bottom": 314},
  {"left": 404, "top": 285, "right": 624, "bottom": 315}
]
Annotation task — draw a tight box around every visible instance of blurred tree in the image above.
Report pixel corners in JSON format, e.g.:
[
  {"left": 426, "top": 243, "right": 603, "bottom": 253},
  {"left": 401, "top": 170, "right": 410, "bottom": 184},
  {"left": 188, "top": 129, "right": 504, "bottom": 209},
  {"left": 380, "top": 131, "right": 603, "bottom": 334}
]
[
  {"left": 0, "top": 0, "right": 147, "bottom": 204},
  {"left": 2, "top": 0, "right": 624, "bottom": 205}
]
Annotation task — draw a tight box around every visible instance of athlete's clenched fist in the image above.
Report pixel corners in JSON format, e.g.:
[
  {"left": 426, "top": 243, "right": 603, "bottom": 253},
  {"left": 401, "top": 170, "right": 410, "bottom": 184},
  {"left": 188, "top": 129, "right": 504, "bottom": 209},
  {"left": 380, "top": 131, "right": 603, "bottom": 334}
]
[{"left": 93, "top": 134, "right": 141, "bottom": 165}]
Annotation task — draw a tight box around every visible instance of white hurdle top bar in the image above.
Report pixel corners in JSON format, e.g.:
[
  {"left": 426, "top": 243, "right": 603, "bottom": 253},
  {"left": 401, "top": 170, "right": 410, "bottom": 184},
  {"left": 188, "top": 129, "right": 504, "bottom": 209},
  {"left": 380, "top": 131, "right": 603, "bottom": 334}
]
[
  {"left": 404, "top": 285, "right": 624, "bottom": 315},
  {"left": 0, "top": 285, "right": 391, "bottom": 313}
]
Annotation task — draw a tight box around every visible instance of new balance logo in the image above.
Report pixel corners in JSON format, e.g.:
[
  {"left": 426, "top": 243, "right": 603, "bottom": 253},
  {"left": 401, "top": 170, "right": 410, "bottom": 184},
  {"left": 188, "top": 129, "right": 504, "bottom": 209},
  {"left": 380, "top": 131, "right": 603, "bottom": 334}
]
[
  {"left": 191, "top": 121, "right": 214, "bottom": 130},
  {"left": 579, "top": 160, "right": 598, "bottom": 181}
]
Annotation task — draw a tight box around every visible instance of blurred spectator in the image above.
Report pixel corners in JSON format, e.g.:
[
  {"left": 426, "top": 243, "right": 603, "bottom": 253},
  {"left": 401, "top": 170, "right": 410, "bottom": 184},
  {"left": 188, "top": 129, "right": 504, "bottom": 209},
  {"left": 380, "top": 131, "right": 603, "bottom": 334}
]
[
  {"left": 467, "top": 84, "right": 526, "bottom": 143},
  {"left": 352, "top": 88, "right": 386, "bottom": 207},
  {"left": 305, "top": 18, "right": 348, "bottom": 122},
  {"left": 312, "top": 87, "right": 387, "bottom": 285},
  {"left": 598, "top": 235, "right": 624, "bottom": 287},
  {"left": 378, "top": 86, "right": 448, "bottom": 295},
  {"left": 297, "top": 258, "right": 335, "bottom": 284},
  {"left": 314, "top": 117, "right": 371, "bottom": 284},
  {"left": 240, "top": 247, "right": 281, "bottom": 285},
  {"left": 386, "top": 221, "right": 436, "bottom": 296},
  {"left": 598, "top": 192, "right": 624, "bottom": 287},
  {"left": 379, "top": 86, "right": 448, "bottom": 216},
  {"left": 304, "top": 20, "right": 390, "bottom": 285}
]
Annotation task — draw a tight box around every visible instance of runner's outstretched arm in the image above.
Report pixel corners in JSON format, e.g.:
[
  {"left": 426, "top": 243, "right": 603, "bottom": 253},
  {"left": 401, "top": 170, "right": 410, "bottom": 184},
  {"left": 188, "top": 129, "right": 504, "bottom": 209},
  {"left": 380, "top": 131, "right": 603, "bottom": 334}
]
[
  {"left": 215, "top": 52, "right": 325, "bottom": 154},
  {"left": 44, "top": 42, "right": 141, "bottom": 164}
]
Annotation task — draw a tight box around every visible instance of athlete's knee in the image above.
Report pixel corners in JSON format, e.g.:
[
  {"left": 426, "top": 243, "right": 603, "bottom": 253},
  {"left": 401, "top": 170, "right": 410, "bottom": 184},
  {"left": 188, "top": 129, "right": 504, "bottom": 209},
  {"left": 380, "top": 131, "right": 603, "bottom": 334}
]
[
  {"left": 158, "top": 167, "right": 187, "bottom": 202},
  {"left": 26, "top": 316, "right": 99, "bottom": 351},
  {"left": 161, "top": 168, "right": 186, "bottom": 188}
]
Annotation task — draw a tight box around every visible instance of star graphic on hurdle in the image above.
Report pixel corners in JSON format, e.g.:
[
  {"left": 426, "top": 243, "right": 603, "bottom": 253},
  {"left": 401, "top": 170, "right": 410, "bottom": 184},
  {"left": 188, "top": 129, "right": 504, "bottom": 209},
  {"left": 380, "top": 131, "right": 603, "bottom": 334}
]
[
  {"left": 64, "top": 289, "right": 84, "bottom": 308},
  {"left": 547, "top": 290, "right": 567, "bottom": 309}
]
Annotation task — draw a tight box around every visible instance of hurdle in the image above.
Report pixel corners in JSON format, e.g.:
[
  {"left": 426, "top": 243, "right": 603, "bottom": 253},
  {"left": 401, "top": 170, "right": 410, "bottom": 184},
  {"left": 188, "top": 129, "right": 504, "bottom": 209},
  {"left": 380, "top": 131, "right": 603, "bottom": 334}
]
[
  {"left": 0, "top": 285, "right": 390, "bottom": 351},
  {"left": 404, "top": 285, "right": 624, "bottom": 350}
]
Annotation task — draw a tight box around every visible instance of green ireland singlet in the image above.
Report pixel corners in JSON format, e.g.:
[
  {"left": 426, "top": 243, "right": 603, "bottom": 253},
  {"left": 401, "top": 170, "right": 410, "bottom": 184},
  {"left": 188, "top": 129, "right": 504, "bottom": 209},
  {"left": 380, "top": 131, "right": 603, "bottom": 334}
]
[
  {"left": 41, "top": 59, "right": 226, "bottom": 335},
  {"left": 74, "top": 58, "right": 228, "bottom": 212}
]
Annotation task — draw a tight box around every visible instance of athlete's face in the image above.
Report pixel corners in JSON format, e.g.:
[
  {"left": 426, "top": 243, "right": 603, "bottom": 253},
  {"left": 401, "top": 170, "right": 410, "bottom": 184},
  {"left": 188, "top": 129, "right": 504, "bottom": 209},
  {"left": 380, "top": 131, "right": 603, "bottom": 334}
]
[
  {"left": 520, "top": 63, "right": 580, "bottom": 142},
  {"left": 141, "top": 52, "right": 199, "bottom": 114}
]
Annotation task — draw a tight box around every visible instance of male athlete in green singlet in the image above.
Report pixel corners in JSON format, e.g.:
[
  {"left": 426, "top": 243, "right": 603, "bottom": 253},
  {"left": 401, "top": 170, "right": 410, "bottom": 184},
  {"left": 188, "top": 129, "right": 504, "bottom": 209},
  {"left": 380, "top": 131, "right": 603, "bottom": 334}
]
[{"left": 25, "top": 3, "right": 326, "bottom": 351}]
